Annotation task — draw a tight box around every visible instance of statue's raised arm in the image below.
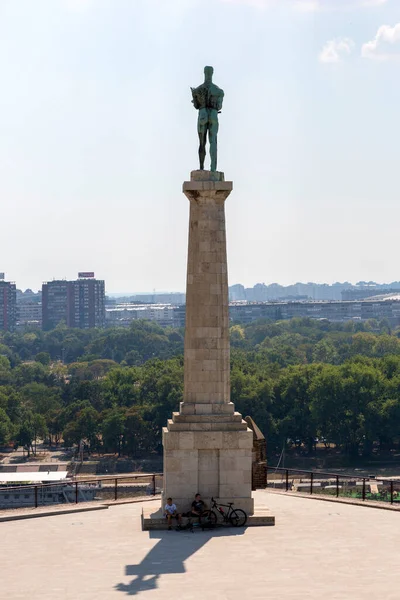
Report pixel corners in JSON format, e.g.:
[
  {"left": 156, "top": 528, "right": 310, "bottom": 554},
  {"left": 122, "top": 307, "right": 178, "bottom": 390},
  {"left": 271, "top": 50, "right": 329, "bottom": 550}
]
[{"left": 190, "top": 66, "right": 224, "bottom": 172}]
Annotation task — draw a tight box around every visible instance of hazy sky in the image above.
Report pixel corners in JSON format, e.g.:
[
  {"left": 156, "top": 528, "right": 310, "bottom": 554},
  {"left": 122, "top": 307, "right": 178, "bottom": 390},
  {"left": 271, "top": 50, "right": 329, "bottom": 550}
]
[{"left": 1, "top": 0, "right": 400, "bottom": 293}]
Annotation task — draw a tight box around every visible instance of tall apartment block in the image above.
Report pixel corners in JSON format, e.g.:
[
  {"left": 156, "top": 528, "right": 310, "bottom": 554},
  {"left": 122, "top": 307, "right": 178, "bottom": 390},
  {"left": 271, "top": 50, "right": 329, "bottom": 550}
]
[
  {"left": 42, "top": 273, "right": 105, "bottom": 330},
  {"left": 0, "top": 275, "right": 17, "bottom": 331}
]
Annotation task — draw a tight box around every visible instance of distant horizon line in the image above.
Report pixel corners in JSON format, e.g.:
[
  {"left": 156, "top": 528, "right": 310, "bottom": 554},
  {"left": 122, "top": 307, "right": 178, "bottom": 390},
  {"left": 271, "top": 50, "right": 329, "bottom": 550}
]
[{"left": 12, "top": 279, "right": 400, "bottom": 296}]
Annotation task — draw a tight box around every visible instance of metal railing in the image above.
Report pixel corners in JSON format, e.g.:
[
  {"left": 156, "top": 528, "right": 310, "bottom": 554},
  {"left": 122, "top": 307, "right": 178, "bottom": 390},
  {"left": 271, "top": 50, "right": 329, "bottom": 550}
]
[
  {"left": 0, "top": 473, "right": 163, "bottom": 511},
  {"left": 266, "top": 466, "right": 400, "bottom": 506}
]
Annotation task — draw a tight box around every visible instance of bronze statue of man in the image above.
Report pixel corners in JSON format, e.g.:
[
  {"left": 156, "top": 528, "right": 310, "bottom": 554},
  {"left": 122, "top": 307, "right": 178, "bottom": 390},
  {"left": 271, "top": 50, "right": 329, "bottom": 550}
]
[{"left": 191, "top": 66, "right": 224, "bottom": 172}]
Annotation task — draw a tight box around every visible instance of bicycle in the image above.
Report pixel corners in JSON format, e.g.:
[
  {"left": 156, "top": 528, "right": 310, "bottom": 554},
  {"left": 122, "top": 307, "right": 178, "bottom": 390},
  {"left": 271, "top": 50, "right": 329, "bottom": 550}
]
[{"left": 200, "top": 497, "right": 247, "bottom": 528}]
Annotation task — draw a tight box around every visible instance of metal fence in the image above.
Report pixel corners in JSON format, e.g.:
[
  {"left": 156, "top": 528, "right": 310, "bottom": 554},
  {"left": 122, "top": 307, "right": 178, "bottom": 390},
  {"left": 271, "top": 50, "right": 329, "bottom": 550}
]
[
  {"left": 0, "top": 473, "right": 163, "bottom": 510},
  {"left": 266, "top": 466, "right": 400, "bottom": 505}
]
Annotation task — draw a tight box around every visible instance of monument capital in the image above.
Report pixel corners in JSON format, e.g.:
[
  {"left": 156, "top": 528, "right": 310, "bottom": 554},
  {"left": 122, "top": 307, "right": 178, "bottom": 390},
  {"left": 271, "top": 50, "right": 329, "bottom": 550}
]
[{"left": 182, "top": 170, "right": 233, "bottom": 201}]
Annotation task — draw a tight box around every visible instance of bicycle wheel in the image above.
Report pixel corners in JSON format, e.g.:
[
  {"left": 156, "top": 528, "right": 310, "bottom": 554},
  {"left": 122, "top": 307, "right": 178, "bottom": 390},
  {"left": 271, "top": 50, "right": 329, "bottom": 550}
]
[
  {"left": 200, "top": 510, "right": 217, "bottom": 529},
  {"left": 229, "top": 509, "right": 247, "bottom": 527}
]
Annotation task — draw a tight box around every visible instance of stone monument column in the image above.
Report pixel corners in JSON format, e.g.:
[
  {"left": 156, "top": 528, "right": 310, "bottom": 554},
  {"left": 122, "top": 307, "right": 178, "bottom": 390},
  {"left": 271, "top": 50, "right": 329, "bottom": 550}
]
[
  {"left": 183, "top": 170, "right": 231, "bottom": 406},
  {"left": 162, "top": 169, "right": 254, "bottom": 515}
]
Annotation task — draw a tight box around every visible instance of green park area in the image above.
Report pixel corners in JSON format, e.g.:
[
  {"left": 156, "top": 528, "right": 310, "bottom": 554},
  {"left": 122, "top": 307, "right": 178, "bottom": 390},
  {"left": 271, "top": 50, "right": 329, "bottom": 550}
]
[{"left": 1, "top": 317, "right": 400, "bottom": 466}]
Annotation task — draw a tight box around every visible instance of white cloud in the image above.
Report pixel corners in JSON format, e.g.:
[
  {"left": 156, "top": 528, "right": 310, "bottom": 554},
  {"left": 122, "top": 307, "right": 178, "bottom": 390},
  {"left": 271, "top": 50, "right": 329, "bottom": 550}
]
[
  {"left": 362, "top": 23, "right": 400, "bottom": 60},
  {"left": 362, "top": 0, "right": 388, "bottom": 5},
  {"left": 296, "top": 1, "right": 320, "bottom": 11},
  {"left": 221, "top": 0, "right": 388, "bottom": 9},
  {"left": 297, "top": 0, "right": 388, "bottom": 10},
  {"left": 62, "top": 0, "right": 94, "bottom": 12},
  {"left": 220, "top": 0, "right": 277, "bottom": 6},
  {"left": 319, "top": 38, "right": 355, "bottom": 63}
]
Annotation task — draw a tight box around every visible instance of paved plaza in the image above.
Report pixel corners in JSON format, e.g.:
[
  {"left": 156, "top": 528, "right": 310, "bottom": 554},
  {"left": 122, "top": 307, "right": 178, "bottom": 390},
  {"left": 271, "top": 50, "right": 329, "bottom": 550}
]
[{"left": 2, "top": 491, "right": 399, "bottom": 599}]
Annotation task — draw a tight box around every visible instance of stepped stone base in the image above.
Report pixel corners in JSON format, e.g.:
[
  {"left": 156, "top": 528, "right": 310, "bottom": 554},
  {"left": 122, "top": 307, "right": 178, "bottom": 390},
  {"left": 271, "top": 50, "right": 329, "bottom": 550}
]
[
  {"left": 167, "top": 417, "right": 247, "bottom": 432},
  {"left": 180, "top": 401, "right": 236, "bottom": 415},
  {"left": 141, "top": 505, "right": 275, "bottom": 530},
  {"left": 163, "top": 418, "right": 255, "bottom": 515}
]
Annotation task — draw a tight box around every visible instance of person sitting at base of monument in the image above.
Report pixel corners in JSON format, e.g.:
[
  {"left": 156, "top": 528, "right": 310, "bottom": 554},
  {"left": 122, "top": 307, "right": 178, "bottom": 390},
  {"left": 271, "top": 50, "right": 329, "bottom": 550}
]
[
  {"left": 164, "top": 498, "right": 182, "bottom": 530},
  {"left": 191, "top": 493, "right": 206, "bottom": 522}
]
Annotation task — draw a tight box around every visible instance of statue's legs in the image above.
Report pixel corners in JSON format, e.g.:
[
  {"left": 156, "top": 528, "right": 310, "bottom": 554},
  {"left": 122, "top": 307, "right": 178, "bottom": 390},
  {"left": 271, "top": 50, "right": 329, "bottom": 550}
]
[
  {"left": 198, "top": 130, "right": 207, "bottom": 170},
  {"left": 209, "top": 110, "right": 219, "bottom": 172},
  {"left": 198, "top": 110, "right": 208, "bottom": 170}
]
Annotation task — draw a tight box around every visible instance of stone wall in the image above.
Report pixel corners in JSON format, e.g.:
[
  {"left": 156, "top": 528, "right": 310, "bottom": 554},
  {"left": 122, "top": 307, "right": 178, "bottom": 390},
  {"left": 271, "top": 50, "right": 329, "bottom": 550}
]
[{"left": 245, "top": 416, "right": 267, "bottom": 490}]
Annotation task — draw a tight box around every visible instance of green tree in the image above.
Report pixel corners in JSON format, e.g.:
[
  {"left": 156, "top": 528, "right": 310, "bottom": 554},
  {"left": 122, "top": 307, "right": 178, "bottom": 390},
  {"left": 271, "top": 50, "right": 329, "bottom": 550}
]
[
  {"left": 231, "top": 368, "right": 275, "bottom": 441},
  {"left": 310, "top": 362, "right": 384, "bottom": 456},
  {"left": 124, "top": 350, "right": 142, "bottom": 366},
  {"left": 17, "top": 413, "right": 35, "bottom": 457},
  {"left": 0, "top": 408, "right": 14, "bottom": 446},
  {"left": 0, "top": 386, "right": 21, "bottom": 422},
  {"left": 35, "top": 352, "right": 51, "bottom": 366},
  {"left": 20, "top": 382, "right": 61, "bottom": 415},
  {"left": 102, "top": 367, "right": 141, "bottom": 408},
  {"left": 101, "top": 408, "right": 126, "bottom": 455},
  {"left": 13, "top": 362, "right": 52, "bottom": 386},
  {"left": 312, "top": 340, "right": 339, "bottom": 365},
  {"left": 63, "top": 407, "right": 99, "bottom": 451},
  {"left": 0, "top": 355, "right": 11, "bottom": 385},
  {"left": 124, "top": 407, "right": 151, "bottom": 456},
  {"left": 274, "top": 365, "right": 321, "bottom": 452},
  {"left": 32, "top": 413, "right": 48, "bottom": 454},
  {"left": 47, "top": 409, "right": 64, "bottom": 446}
]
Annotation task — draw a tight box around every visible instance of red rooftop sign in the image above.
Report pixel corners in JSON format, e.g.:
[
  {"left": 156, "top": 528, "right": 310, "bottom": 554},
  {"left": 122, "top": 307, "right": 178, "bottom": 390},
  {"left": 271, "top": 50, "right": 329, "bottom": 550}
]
[{"left": 78, "top": 272, "right": 95, "bottom": 279}]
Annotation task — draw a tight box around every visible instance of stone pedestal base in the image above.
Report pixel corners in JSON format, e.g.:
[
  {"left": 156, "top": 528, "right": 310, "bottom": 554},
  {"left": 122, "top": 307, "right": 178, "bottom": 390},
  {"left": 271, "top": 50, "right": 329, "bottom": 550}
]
[{"left": 163, "top": 421, "right": 254, "bottom": 515}]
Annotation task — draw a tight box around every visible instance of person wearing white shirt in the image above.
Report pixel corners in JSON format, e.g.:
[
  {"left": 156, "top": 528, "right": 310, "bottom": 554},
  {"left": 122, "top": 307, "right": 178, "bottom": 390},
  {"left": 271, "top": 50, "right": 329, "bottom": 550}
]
[{"left": 164, "top": 497, "right": 182, "bottom": 530}]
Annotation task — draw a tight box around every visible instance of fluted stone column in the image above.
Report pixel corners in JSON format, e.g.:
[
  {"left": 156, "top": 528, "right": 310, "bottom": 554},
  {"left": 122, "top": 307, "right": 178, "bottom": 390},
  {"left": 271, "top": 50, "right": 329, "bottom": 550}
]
[{"left": 162, "top": 170, "right": 254, "bottom": 515}]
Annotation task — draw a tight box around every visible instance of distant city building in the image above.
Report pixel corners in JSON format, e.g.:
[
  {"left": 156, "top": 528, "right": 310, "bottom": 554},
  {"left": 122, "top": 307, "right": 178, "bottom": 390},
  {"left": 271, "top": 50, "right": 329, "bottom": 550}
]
[
  {"left": 42, "top": 273, "right": 105, "bottom": 330},
  {"left": 229, "top": 281, "right": 400, "bottom": 303},
  {"left": 16, "top": 288, "right": 42, "bottom": 303},
  {"left": 42, "top": 280, "right": 70, "bottom": 330},
  {"left": 16, "top": 288, "right": 42, "bottom": 329},
  {"left": 0, "top": 277, "right": 17, "bottom": 331},
  {"left": 229, "top": 284, "right": 246, "bottom": 301},
  {"left": 229, "top": 300, "right": 400, "bottom": 327},
  {"left": 341, "top": 288, "right": 400, "bottom": 301},
  {"left": 16, "top": 302, "right": 42, "bottom": 328},
  {"left": 114, "top": 292, "right": 186, "bottom": 305},
  {"left": 105, "top": 303, "right": 185, "bottom": 328},
  {"left": 106, "top": 299, "right": 400, "bottom": 329}
]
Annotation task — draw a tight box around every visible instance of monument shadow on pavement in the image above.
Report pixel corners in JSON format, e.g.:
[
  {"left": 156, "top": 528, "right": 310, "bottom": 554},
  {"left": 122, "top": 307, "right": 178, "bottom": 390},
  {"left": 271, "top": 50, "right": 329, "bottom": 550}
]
[{"left": 116, "top": 528, "right": 245, "bottom": 595}]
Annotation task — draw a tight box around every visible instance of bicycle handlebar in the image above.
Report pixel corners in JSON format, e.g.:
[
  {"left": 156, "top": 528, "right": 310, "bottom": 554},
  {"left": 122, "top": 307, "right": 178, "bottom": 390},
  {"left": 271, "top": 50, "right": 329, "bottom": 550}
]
[{"left": 211, "top": 497, "right": 234, "bottom": 508}]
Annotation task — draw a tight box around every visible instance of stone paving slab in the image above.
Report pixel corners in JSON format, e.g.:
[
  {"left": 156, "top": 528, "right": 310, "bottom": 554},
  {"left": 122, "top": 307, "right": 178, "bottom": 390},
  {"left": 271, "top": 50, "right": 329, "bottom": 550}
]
[
  {"left": 267, "top": 488, "right": 400, "bottom": 511},
  {"left": 0, "top": 503, "right": 108, "bottom": 522},
  {"left": 2, "top": 490, "right": 400, "bottom": 599},
  {"left": 0, "top": 495, "right": 160, "bottom": 522}
]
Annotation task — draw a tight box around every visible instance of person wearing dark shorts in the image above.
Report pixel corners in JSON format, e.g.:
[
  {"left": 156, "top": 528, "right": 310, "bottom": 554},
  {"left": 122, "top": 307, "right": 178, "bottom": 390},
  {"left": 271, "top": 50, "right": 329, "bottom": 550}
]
[{"left": 191, "top": 493, "right": 206, "bottom": 522}]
